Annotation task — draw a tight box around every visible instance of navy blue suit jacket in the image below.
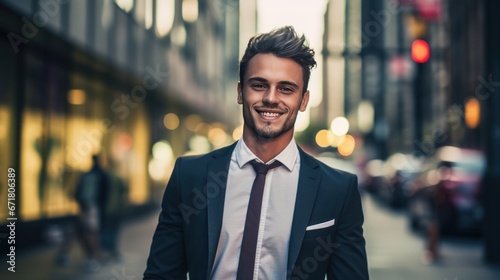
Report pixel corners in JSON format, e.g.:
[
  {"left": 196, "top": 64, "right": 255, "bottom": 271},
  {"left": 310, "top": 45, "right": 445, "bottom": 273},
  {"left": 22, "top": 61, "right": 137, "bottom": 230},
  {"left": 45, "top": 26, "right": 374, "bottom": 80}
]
[{"left": 144, "top": 143, "right": 369, "bottom": 280}]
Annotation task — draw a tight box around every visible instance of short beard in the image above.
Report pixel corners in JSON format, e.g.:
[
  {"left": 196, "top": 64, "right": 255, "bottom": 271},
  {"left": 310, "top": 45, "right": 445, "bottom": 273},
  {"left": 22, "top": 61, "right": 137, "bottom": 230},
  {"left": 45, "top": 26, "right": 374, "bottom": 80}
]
[{"left": 251, "top": 120, "right": 294, "bottom": 141}]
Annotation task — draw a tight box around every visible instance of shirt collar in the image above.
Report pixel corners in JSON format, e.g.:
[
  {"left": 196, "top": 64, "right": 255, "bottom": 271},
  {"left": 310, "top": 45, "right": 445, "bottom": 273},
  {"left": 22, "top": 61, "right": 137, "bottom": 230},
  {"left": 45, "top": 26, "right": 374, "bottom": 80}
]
[{"left": 235, "top": 138, "right": 298, "bottom": 172}]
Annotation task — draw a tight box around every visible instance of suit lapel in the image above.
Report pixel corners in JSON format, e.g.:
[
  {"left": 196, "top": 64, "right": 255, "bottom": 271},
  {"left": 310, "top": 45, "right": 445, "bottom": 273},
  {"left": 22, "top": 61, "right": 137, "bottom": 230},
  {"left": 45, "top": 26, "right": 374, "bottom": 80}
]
[
  {"left": 287, "top": 148, "right": 321, "bottom": 275},
  {"left": 206, "top": 142, "right": 236, "bottom": 279}
]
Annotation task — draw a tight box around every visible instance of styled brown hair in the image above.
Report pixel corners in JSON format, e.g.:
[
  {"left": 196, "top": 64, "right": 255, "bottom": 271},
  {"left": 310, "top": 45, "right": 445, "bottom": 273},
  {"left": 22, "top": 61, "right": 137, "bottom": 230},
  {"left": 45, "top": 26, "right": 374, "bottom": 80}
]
[{"left": 239, "top": 26, "right": 317, "bottom": 94}]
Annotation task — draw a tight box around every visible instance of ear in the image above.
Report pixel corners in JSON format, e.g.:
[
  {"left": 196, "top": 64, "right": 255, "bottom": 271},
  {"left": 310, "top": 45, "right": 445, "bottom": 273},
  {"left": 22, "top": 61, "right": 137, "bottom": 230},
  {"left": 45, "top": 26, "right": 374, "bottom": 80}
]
[
  {"left": 299, "top": 90, "right": 309, "bottom": 112},
  {"left": 237, "top": 82, "right": 243, "bottom": 104}
]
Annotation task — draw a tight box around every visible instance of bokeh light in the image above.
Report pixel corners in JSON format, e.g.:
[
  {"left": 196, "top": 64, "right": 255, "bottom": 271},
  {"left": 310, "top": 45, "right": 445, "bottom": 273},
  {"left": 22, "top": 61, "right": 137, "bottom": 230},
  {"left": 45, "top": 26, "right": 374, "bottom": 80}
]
[
  {"left": 232, "top": 125, "right": 243, "bottom": 140},
  {"left": 331, "top": 116, "right": 350, "bottom": 136},
  {"left": 330, "top": 134, "right": 346, "bottom": 148},
  {"left": 155, "top": 0, "right": 175, "bottom": 36},
  {"left": 185, "top": 114, "right": 202, "bottom": 132},
  {"left": 67, "top": 89, "right": 86, "bottom": 105},
  {"left": 337, "top": 134, "right": 355, "bottom": 157},
  {"left": 149, "top": 140, "right": 174, "bottom": 181},
  {"left": 357, "top": 101, "right": 374, "bottom": 134},
  {"left": 465, "top": 97, "right": 481, "bottom": 129},
  {"left": 152, "top": 141, "right": 173, "bottom": 162},
  {"left": 208, "top": 127, "right": 228, "bottom": 147},
  {"left": 163, "top": 113, "right": 180, "bottom": 130},
  {"left": 188, "top": 135, "right": 211, "bottom": 154},
  {"left": 194, "top": 122, "right": 211, "bottom": 135},
  {"left": 315, "top": 129, "right": 334, "bottom": 148},
  {"left": 182, "top": 0, "right": 198, "bottom": 23},
  {"left": 411, "top": 39, "right": 430, "bottom": 63}
]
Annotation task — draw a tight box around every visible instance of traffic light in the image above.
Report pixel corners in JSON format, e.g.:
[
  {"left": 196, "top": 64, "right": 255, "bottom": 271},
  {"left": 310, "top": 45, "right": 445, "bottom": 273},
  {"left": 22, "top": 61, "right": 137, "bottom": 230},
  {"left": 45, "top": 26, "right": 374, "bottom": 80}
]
[
  {"left": 411, "top": 39, "right": 430, "bottom": 63},
  {"left": 411, "top": 38, "right": 430, "bottom": 152}
]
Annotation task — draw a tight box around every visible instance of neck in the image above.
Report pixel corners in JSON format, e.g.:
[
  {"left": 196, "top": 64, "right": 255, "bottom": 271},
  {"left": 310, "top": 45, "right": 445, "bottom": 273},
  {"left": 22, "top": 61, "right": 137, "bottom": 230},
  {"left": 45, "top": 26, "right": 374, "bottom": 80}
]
[{"left": 242, "top": 130, "right": 294, "bottom": 163}]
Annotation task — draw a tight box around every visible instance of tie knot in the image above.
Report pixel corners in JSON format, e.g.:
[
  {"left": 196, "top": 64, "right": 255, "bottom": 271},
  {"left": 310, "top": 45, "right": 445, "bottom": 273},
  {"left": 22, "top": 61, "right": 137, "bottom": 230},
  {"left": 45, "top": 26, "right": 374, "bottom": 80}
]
[{"left": 250, "top": 159, "right": 282, "bottom": 175}]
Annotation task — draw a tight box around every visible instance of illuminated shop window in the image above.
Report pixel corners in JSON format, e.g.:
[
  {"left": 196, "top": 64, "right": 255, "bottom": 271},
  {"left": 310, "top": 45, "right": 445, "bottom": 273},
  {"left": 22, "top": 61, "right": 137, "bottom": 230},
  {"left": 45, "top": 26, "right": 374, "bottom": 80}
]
[{"left": 0, "top": 40, "right": 18, "bottom": 221}]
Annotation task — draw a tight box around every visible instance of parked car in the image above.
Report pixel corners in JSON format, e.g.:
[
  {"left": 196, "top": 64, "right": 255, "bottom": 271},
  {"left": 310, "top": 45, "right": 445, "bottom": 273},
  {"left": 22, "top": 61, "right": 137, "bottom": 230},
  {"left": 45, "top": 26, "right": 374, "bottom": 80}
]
[
  {"left": 378, "top": 153, "right": 422, "bottom": 208},
  {"left": 407, "top": 146, "right": 486, "bottom": 235}
]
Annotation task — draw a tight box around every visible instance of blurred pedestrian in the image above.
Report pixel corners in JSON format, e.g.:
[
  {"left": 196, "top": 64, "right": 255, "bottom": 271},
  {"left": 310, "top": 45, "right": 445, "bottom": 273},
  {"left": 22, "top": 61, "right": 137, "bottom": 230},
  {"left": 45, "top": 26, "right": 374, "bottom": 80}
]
[
  {"left": 421, "top": 162, "right": 452, "bottom": 264},
  {"left": 422, "top": 214, "right": 440, "bottom": 264},
  {"left": 101, "top": 157, "right": 128, "bottom": 262},
  {"left": 144, "top": 26, "right": 368, "bottom": 279},
  {"left": 74, "top": 154, "right": 109, "bottom": 272}
]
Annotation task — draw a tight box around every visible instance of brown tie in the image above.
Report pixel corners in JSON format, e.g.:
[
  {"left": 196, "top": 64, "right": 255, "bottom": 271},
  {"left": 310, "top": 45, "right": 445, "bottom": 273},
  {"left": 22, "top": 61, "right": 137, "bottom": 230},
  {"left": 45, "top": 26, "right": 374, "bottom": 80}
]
[{"left": 236, "top": 159, "right": 282, "bottom": 280}]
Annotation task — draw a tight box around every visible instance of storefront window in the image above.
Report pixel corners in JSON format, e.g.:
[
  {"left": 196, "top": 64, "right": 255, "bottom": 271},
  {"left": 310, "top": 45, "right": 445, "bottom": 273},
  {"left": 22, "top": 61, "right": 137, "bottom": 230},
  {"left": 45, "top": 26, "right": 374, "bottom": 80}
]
[
  {"left": 20, "top": 51, "right": 45, "bottom": 220},
  {"left": 0, "top": 39, "right": 18, "bottom": 221},
  {"left": 13, "top": 46, "right": 153, "bottom": 222}
]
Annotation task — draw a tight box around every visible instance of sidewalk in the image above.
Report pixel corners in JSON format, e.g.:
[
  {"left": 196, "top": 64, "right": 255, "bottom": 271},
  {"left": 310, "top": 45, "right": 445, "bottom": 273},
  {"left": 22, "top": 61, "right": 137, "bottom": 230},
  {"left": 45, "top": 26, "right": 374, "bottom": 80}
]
[
  {"left": 0, "top": 210, "right": 159, "bottom": 280},
  {"left": 363, "top": 194, "right": 500, "bottom": 280}
]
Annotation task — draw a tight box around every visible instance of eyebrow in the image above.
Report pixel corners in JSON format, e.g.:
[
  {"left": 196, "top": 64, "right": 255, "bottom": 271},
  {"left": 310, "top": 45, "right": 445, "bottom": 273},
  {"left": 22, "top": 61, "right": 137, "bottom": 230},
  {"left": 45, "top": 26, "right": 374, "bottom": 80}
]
[{"left": 247, "top": 77, "right": 300, "bottom": 89}]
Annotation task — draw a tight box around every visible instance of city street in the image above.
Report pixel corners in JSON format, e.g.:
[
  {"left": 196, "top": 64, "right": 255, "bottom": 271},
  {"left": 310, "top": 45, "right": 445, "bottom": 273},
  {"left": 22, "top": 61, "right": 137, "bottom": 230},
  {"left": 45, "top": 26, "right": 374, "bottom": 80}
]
[
  {"left": 2, "top": 192, "right": 500, "bottom": 280},
  {"left": 363, "top": 193, "right": 500, "bottom": 280},
  {"left": 2, "top": 0, "right": 500, "bottom": 278}
]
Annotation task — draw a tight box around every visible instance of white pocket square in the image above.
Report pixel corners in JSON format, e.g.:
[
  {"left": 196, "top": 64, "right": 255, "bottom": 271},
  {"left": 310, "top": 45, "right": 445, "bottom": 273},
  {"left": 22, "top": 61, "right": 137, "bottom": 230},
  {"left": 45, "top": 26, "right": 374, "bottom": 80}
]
[{"left": 306, "top": 218, "right": 335, "bottom": 231}]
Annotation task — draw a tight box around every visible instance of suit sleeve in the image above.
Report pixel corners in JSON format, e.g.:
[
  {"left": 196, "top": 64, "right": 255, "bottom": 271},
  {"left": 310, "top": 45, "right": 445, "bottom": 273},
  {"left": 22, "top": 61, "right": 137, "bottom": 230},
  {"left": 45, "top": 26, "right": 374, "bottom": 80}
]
[
  {"left": 144, "top": 158, "right": 188, "bottom": 280},
  {"left": 328, "top": 175, "right": 369, "bottom": 280}
]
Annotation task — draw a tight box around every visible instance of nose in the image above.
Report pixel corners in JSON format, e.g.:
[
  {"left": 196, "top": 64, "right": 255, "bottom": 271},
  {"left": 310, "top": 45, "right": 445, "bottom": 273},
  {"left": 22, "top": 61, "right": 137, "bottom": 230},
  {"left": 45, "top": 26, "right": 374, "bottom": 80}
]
[{"left": 262, "top": 87, "right": 279, "bottom": 105}]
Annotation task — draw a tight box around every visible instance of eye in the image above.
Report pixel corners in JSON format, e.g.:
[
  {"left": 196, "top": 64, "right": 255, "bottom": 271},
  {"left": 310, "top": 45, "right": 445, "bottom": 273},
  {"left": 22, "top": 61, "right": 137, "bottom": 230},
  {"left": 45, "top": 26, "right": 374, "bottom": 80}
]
[
  {"left": 279, "top": 86, "right": 294, "bottom": 94},
  {"left": 251, "top": 84, "right": 266, "bottom": 90}
]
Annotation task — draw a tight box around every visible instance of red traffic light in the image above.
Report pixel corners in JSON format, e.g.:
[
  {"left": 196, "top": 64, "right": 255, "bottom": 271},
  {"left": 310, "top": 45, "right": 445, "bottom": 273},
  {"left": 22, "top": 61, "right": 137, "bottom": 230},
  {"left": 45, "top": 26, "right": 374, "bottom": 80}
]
[{"left": 411, "top": 39, "right": 430, "bottom": 63}]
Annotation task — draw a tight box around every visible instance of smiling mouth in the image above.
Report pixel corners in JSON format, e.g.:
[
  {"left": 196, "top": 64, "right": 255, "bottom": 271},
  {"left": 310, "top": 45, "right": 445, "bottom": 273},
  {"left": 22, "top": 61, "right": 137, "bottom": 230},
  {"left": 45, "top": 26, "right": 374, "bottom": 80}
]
[
  {"left": 261, "top": 112, "right": 281, "bottom": 117},
  {"left": 256, "top": 109, "right": 285, "bottom": 120}
]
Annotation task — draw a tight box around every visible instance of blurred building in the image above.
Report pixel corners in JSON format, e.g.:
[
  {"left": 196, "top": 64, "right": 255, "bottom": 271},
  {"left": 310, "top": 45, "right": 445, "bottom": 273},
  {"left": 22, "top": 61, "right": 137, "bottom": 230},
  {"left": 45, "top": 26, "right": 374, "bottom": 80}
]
[
  {"left": 321, "top": 0, "right": 493, "bottom": 158},
  {"left": 321, "top": 0, "right": 500, "bottom": 263},
  {"left": 322, "top": 0, "right": 419, "bottom": 159},
  {"left": 0, "top": 0, "right": 240, "bottom": 249}
]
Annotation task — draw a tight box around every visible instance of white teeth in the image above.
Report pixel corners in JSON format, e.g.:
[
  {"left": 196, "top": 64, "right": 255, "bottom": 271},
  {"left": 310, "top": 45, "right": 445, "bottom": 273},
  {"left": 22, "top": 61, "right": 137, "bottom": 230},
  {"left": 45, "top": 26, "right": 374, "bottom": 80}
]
[{"left": 261, "top": 112, "right": 280, "bottom": 117}]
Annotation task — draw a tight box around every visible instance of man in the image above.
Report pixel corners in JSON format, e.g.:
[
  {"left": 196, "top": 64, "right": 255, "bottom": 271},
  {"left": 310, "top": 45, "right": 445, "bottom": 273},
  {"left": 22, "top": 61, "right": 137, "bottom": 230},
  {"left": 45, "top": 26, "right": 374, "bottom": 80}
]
[
  {"left": 74, "top": 154, "right": 109, "bottom": 272},
  {"left": 144, "top": 26, "right": 369, "bottom": 280}
]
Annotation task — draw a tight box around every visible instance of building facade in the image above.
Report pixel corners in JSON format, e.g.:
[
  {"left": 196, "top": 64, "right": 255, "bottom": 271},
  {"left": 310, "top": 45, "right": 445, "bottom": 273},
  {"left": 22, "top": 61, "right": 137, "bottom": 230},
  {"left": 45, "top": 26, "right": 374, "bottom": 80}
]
[
  {"left": 0, "top": 0, "right": 240, "bottom": 248},
  {"left": 322, "top": 0, "right": 500, "bottom": 263}
]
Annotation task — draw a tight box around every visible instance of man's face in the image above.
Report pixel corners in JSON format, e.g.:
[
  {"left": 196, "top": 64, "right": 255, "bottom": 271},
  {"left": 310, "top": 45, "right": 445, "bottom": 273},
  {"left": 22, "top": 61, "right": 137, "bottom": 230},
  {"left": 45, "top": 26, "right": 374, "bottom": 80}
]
[{"left": 238, "top": 53, "right": 309, "bottom": 141}]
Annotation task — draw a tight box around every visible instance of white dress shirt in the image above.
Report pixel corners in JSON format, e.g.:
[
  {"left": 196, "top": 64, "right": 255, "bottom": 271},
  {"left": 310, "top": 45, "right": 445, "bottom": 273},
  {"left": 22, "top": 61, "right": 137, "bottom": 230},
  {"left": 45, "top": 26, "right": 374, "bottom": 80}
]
[{"left": 210, "top": 138, "right": 300, "bottom": 280}]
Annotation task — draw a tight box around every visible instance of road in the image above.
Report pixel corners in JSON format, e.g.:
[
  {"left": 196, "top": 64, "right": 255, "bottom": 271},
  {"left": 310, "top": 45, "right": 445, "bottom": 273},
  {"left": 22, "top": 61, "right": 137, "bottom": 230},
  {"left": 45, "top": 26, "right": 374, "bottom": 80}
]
[{"left": 363, "top": 193, "right": 500, "bottom": 279}]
